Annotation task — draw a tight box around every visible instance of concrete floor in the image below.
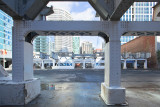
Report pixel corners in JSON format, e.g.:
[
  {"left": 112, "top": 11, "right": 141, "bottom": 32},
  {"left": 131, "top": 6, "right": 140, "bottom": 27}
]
[{"left": 3, "top": 69, "right": 160, "bottom": 107}]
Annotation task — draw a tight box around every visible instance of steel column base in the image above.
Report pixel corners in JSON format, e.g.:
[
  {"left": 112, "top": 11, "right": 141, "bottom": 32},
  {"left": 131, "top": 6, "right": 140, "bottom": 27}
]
[
  {"left": 0, "top": 78, "right": 40, "bottom": 105},
  {"left": 100, "top": 83, "right": 127, "bottom": 106}
]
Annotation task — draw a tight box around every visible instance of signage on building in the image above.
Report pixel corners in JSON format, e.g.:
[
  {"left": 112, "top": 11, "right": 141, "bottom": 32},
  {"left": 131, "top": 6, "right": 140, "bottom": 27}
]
[{"left": 0, "top": 50, "right": 7, "bottom": 55}]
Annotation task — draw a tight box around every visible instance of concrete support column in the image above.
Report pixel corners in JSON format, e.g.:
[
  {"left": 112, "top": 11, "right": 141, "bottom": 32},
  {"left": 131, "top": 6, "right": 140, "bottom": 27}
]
[
  {"left": 12, "top": 38, "right": 34, "bottom": 82},
  {"left": 123, "top": 60, "right": 127, "bottom": 69},
  {"left": 73, "top": 62, "right": 75, "bottom": 68},
  {"left": 52, "top": 59, "right": 55, "bottom": 67},
  {"left": 144, "top": 59, "right": 147, "bottom": 69},
  {"left": 51, "top": 60, "right": 55, "bottom": 69},
  {"left": 41, "top": 60, "right": 45, "bottom": 69},
  {"left": 94, "top": 60, "right": 96, "bottom": 69},
  {"left": 134, "top": 60, "right": 137, "bottom": 69},
  {"left": 5, "top": 21, "right": 41, "bottom": 105},
  {"left": 83, "top": 61, "right": 85, "bottom": 69},
  {"left": 101, "top": 38, "right": 126, "bottom": 105}
]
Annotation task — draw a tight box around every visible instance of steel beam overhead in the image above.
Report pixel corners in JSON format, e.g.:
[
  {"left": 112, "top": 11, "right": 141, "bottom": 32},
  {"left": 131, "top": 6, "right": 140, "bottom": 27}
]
[
  {"left": 0, "top": 0, "right": 159, "bottom": 20},
  {"left": 0, "top": 0, "right": 50, "bottom": 20}
]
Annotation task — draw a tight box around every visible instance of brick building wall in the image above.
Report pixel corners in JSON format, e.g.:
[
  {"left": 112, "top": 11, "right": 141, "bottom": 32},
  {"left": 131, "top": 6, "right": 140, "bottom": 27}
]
[{"left": 121, "top": 36, "right": 157, "bottom": 68}]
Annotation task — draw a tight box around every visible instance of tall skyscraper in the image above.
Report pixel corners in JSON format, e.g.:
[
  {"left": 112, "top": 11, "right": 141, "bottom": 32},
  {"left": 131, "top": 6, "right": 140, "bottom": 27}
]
[
  {"left": 81, "top": 41, "right": 93, "bottom": 54},
  {"left": 49, "top": 41, "right": 55, "bottom": 54},
  {"left": 121, "top": 2, "right": 157, "bottom": 45},
  {"left": 33, "top": 8, "right": 55, "bottom": 55},
  {"left": 73, "top": 36, "right": 80, "bottom": 54},
  {"left": 47, "top": 8, "right": 73, "bottom": 52},
  {"left": 33, "top": 36, "right": 54, "bottom": 54},
  {"left": 46, "top": 8, "right": 72, "bottom": 21},
  {"left": 0, "top": 10, "right": 13, "bottom": 67},
  {"left": 54, "top": 36, "right": 73, "bottom": 52}
]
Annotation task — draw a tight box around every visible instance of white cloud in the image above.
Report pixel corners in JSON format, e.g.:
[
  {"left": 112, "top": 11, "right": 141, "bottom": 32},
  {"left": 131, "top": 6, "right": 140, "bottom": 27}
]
[
  {"left": 71, "top": 8, "right": 97, "bottom": 21},
  {"left": 74, "top": 2, "right": 79, "bottom": 7}
]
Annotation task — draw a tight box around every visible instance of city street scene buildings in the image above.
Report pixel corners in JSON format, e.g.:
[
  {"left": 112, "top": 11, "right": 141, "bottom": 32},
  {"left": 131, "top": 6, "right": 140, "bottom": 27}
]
[
  {"left": 0, "top": 2, "right": 159, "bottom": 70},
  {"left": 32, "top": 2, "right": 159, "bottom": 70},
  {"left": 121, "top": 2, "right": 157, "bottom": 44},
  {"left": 0, "top": 1, "right": 160, "bottom": 107},
  {"left": 0, "top": 10, "right": 13, "bottom": 68}
]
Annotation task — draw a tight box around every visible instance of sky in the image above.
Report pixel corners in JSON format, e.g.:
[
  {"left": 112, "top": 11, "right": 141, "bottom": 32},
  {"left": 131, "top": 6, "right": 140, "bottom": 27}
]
[{"left": 47, "top": 2, "right": 104, "bottom": 49}]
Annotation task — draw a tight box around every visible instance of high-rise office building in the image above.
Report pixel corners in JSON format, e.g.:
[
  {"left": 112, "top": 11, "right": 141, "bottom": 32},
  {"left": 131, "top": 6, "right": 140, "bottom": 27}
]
[
  {"left": 49, "top": 41, "right": 55, "bottom": 54},
  {"left": 0, "top": 10, "right": 13, "bottom": 67},
  {"left": 121, "top": 2, "right": 157, "bottom": 45},
  {"left": 73, "top": 36, "right": 80, "bottom": 54},
  {"left": 33, "top": 8, "right": 54, "bottom": 55},
  {"left": 81, "top": 41, "right": 93, "bottom": 54},
  {"left": 54, "top": 36, "right": 73, "bottom": 52},
  {"left": 46, "top": 8, "right": 72, "bottom": 21},
  {"left": 33, "top": 36, "right": 54, "bottom": 55},
  {"left": 47, "top": 8, "right": 73, "bottom": 52}
]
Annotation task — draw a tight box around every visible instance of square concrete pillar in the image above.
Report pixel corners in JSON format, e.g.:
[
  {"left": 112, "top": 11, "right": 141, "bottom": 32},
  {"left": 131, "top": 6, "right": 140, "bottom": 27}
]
[
  {"left": 0, "top": 21, "right": 40, "bottom": 106},
  {"left": 101, "top": 83, "right": 125, "bottom": 105},
  {"left": 123, "top": 60, "right": 127, "bottom": 69},
  {"left": 12, "top": 37, "right": 34, "bottom": 82},
  {"left": 134, "top": 60, "right": 138, "bottom": 69},
  {"left": 144, "top": 59, "right": 147, "bottom": 69},
  {"left": 0, "top": 78, "right": 40, "bottom": 105},
  {"left": 83, "top": 61, "right": 85, "bottom": 69},
  {"left": 12, "top": 21, "right": 34, "bottom": 82},
  {"left": 41, "top": 60, "right": 45, "bottom": 69},
  {"left": 101, "top": 40, "right": 126, "bottom": 105}
]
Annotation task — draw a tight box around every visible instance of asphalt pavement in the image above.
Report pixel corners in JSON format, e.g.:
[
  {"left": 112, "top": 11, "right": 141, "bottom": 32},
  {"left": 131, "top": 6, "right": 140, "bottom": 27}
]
[{"left": 3, "top": 69, "right": 160, "bottom": 107}]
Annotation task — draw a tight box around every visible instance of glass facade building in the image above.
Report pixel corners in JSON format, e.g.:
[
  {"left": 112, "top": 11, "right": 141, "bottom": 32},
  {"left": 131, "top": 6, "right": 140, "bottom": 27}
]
[
  {"left": 47, "top": 8, "right": 73, "bottom": 53},
  {"left": 81, "top": 41, "right": 93, "bottom": 54},
  {"left": 0, "top": 10, "right": 13, "bottom": 58},
  {"left": 121, "top": 2, "right": 157, "bottom": 45},
  {"left": 33, "top": 36, "right": 54, "bottom": 55}
]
